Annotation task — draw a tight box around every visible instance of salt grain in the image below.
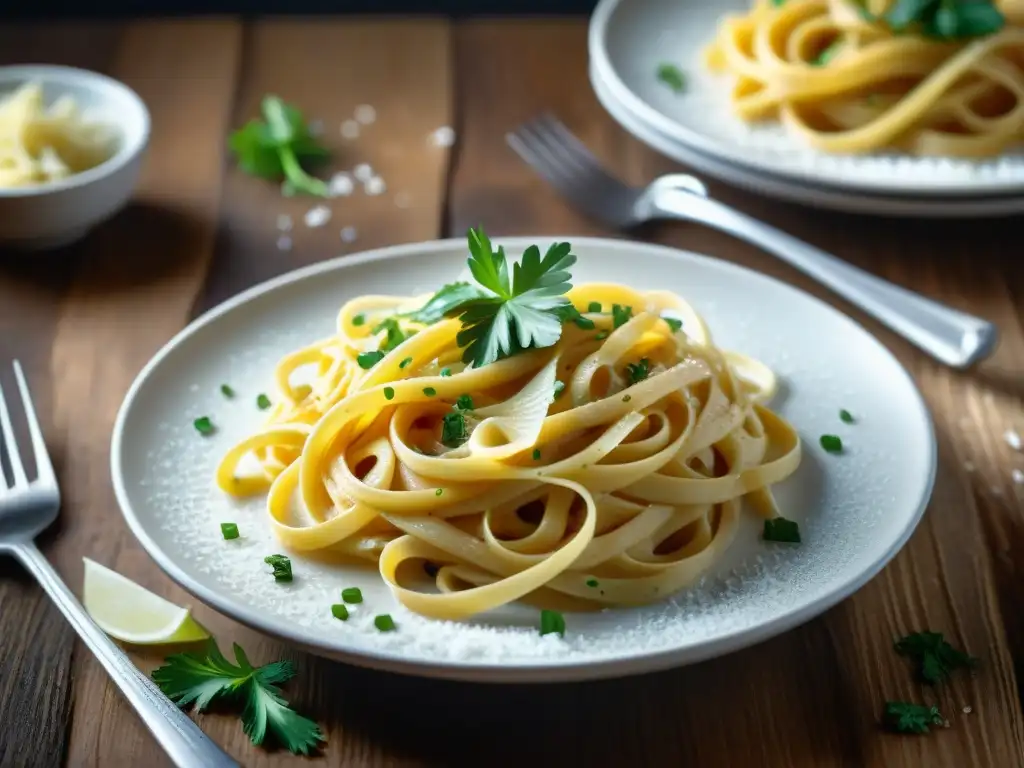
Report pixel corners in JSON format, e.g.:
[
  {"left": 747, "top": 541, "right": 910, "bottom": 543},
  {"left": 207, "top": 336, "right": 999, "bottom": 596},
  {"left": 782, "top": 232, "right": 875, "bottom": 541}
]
[
  {"left": 276, "top": 235, "right": 292, "bottom": 251},
  {"left": 328, "top": 172, "right": 354, "bottom": 197},
  {"left": 340, "top": 120, "right": 360, "bottom": 140},
  {"left": 431, "top": 126, "right": 456, "bottom": 147},
  {"left": 354, "top": 104, "right": 376, "bottom": 125},
  {"left": 340, "top": 226, "right": 358, "bottom": 243},
  {"left": 1013, "top": 468, "right": 1024, "bottom": 485},
  {"left": 353, "top": 163, "right": 374, "bottom": 182},
  {"left": 962, "top": 705, "right": 973, "bottom": 714},
  {"left": 304, "top": 206, "right": 332, "bottom": 228},
  {"left": 394, "top": 192, "right": 412, "bottom": 209},
  {"left": 276, "top": 214, "right": 292, "bottom": 232},
  {"left": 1005, "top": 429, "right": 1022, "bottom": 451},
  {"left": 364, "top": 176, "right": 386, "bottom": 196}
]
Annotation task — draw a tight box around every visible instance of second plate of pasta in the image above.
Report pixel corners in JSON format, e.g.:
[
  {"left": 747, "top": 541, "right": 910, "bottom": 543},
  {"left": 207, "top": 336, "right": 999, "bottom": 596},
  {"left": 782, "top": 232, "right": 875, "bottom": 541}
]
[
  {"left": 112, "top": 236, "right": 935, "bottom": 682},
  {"left": 590, "top": 0, "right": 1024, "bottom": 195}
]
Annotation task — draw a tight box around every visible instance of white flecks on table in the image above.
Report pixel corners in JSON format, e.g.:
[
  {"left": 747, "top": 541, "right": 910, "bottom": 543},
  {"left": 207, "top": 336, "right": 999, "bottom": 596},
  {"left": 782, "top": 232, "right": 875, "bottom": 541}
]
[
  {"left": 340, "top": 119, "right": 360, "bottom": 140},
  {"left": 276, "top": 213, "right": 293, "bottom": 232},
  {"left": 340, "top": 225, "right": 358, "bottom": 244},
  {"left": 364, "top": 176, "right": 386, "bottom": 196},
  {"left": 1012, "top": 468, "right": 1024, "bottom": 485},
  {"left": 328, "top": 172, "right": 354, "bottom": 197},
  {"left": 353, "top": 163, "right": 374, "bottom": 183},
  {"left": 1005, "top": 428, "right": 1022, "bottom": 451},
  {"left": 276, "top": 235, "right": 293, "bottom": 252},
  {"left": 431, "top": 125, "right": 455, "bottom": 147},
  {"left": 304, "top": 205, "right": 332, "bottom": 228},
  {"left": 354, "top": 104, "right": 376, "bottom": 125}
]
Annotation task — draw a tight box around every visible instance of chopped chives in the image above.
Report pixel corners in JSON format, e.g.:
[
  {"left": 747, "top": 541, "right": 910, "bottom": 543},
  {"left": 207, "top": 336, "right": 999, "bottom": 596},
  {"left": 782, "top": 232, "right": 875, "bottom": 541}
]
[
  {"left": 341, "top": 587, "right": 363, "bottom": 604},
  {"left": 435, "top": 488, "right": 444, "bottom": 496},
  {"left": 839, "top": 409, "right": 854, "bottom": 424},
  {"left": 399, "top": 357, "right": 413, "bottom": 369},
  {"left": 331, "top": 604, "right": 349, "bottom": 620},
  {"left": 220, "top": 384, "right": 235, "bottom": 398},
  {"left": 193, "top": 416, "right": 214, "bottom": 436},
  {"left": 820, "top": 434, "right": 843, "bottom": 453},
  {"left": 440, "top": 367, "right": 452, "bottom": 377},
  {"left": 656, "top": 62, "right": 686, "bottom": 94},
  {"left": 357, "top": 351, "right": 386, "bottom": 369},
  {"left": 264, "top": 554, "right": 293, "bottom": 582},
  {"left": 586, "top": 578, "right": 598, "bottom": 588},
  {"left": 763, "top": 517, "right": 801, "bottom": 543},
  {"left": 374, "top": 614, "right": 396, "bottom": 632},
  {"left": 352, "top": 314, "right": 366, "bottom": 327},
  {"left": 539, "top": 609, "right": 566, "bottom": 637},
  {"left": 611, "top": 304, "right": 633, "bottom": 328},
  {"left": 423, "top": 387, "right": 437, "bottom": 396},
  {"left": 220, "top": 522, "right": 239, "bottom": 540},
  {"left": 455, "top": 394, "right": 474, "bottom": 411},
  {"left": 383, "top": 387, "right": 395, "bottom": 401},
  {"left": 663, "top": 316, "right": 683, "bottom": 333},
  {"left": 532, "top": 449, "right": 541, "bottom": 461},
  {"left": 587, "top": 301, "right": 602, "bottom": 313},
  {"left": 256, "top": 394, "right": 272, "bottom": 410}
]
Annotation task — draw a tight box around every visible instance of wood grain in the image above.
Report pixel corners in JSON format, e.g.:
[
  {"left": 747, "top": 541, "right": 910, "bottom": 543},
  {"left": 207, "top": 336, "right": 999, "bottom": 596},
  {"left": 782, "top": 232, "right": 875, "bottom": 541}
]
[{"left": 0, "top": 15, "right": 1022, "bottom": 768}]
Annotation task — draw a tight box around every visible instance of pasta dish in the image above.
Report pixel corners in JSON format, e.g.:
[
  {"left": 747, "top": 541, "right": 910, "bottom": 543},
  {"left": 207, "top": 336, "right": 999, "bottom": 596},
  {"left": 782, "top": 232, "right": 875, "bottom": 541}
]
[
  {"left": 217, "top": 231, "right": 801, "bottom": 622},
  {"left": 0, "top": 83, "right": 117, "bottom": 188},
  {"left": 706, "top": 0, "right": 1024, "bottom": 157}
]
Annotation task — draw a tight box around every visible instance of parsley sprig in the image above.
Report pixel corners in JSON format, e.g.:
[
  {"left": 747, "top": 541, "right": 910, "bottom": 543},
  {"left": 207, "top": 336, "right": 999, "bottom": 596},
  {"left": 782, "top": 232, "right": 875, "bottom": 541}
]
[
  {"left": 895, "top": 631, "right": 977, "bottom": 685},
  {"left": 152, "top": 640, "right": 324, "bottom": 755},
  {"left": 228, "top": 95, "right": 330, "bottom": 197},
  {"left": 882, "top": 701, "right": 944, "bottom": 734},
  {"left": 862, "top": 0, "right": 1005, "bottom": 40}
]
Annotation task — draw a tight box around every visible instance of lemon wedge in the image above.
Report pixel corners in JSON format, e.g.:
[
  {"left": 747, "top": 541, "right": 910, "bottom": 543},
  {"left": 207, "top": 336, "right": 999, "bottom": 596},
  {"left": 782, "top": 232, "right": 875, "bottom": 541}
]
[{"left": 82, "top": 558, "right": 209, "bottom": 645}]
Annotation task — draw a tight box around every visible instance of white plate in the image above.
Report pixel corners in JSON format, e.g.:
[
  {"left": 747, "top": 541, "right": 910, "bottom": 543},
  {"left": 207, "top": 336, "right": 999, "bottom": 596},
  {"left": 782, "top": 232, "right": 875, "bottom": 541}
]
[
  {"left": 591, "top": 63, "right": 1024, "bottom": 218},
  {"left": 112, "top": 238, "right": 936, "bottom": 683},
  {"left": 589, "top": 0, "right": 1024, "bottom": 197}
]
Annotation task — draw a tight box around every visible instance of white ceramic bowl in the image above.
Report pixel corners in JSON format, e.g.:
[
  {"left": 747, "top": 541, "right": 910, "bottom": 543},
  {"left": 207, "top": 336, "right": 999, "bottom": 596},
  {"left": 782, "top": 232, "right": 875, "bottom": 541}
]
[{"left": 0, "top": 65, "right": 150, "bottom": 250}]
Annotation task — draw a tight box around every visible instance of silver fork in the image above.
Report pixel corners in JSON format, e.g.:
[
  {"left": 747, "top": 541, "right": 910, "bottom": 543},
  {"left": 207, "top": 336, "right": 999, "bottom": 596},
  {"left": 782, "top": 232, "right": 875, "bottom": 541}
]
[
  {"left": 507, "top": 115, "right": 997, "bottom": 369},
  {"left": 0, "top": 362, "right": 238, "bottom": 768}
]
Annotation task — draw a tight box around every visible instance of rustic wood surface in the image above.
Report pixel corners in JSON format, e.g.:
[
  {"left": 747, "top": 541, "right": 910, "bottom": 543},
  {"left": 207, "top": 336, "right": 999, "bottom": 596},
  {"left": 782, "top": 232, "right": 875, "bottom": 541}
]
[{"left": 1, "top": 16, "right": 1023, "bottom": 768}]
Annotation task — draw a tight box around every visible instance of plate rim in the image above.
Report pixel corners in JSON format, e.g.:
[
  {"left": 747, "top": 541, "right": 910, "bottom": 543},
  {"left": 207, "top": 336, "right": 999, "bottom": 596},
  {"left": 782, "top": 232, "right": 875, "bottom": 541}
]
[
  {"left": 589, "top": 61, "right": 1024, "bottom": 219},
  {"left": 111, "top": 236, "right": 938, "bottom": 683},
  {"left": 588, "top": 0, "right": 1024, "bottom": 198}
]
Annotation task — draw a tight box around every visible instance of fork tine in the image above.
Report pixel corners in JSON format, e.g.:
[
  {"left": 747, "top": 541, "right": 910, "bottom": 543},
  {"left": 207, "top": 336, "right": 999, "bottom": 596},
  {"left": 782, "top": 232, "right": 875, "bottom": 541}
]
[
  {"left": 13, "top": 361, "right": 54, "bottom": 486},
  {"left": 535, "top": 115, "right": 631, "bottom": 192},
  {"left": 0, "top": 375, "right": 27, "bottom": 488}
]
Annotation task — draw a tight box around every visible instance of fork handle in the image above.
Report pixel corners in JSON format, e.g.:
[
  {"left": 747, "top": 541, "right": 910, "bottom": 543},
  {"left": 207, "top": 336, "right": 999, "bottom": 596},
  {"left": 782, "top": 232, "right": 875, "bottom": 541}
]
[
  {"left": 12, "top": 542, "right": 240, "bottom": 768},
  {"left": 652, "top": 189, "right": 998, "bottom": 368}
]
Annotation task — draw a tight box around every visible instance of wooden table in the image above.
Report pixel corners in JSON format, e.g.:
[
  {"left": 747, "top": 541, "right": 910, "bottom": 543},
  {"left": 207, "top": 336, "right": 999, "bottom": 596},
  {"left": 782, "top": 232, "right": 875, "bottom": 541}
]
[{"left": 1, "top": 16, "right": 1023, "bottom": 768}]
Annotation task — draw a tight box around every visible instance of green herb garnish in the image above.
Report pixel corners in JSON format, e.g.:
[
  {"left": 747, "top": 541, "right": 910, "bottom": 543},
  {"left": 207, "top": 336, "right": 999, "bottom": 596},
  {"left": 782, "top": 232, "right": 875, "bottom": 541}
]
[
  {"left": 264, "top": 554, "right": 293, "bottom": 582},
  {"left": 441, "top": 411, "right": 468, "bottom": 447},
  {"left": 228, "top": 95, "right": 330, "bottom": 198},
  {"left": 440, "top": 368, "right": 452, "bottom": 377},
  {"left": 399, "top": 357, "right": 413, "bottom": 369},
  {"left": 357, "top": 351, "right": 386, "bottom": 369},
  {"left": 622, "top": 395, "right": 632, "bottom": 403},
  {"left": 352, "top": 314, "right": 366, "bottom": 327},
  {"left": 763, "top": 517, "right": 801, "bottom": 543},
  {"left": 840, "top": 409, "right": 854, "bottom": 424},
  {"left": 539, "top": 609, "right": 566, "bottom": 637},
  {"left": 435, "top": 488, "right": 444, "bottom": 496},
  {"left": 331, "top": 604, "right": 349, "bottom": 621},
  {"left": 221, "top": 523, "right": 239, "bottom": 540},
  {"left": 814, "top": 40, "right": 841, "bottom": 66},
  {"left": 403, "top": 282, "right": 491, "bottom": 325},
  {"left": 587, "top": 301, "right": 602, "bottom": 313},
  {"left": 373, "top": 317, "right": 408, "bottom": 352},
  {"left": 820, "top": 434, "right": 843, "bottom": 453},
  {"left": 383, "top": 387, "right": 395, "bottom": 401},
  {"left": 455, "top": 394, "right": 475, "bottom": 411},
  {"left": 656, "top": 63, "right": 686, "bottom": 94},
  {"left": 152, "top": 640, "right": 324, "bottom": 754},
  {"left": 532, "top": 449, "right": 541, "bottom": 461},
  {"left": 374, "top": 614, "right": 396, "bottom": 632},
  {"left": 595, "top": 331, "right": 609, "bottom": 341},
  {"left": 341, "top": 587, "right": 363, "bottom": 604},
  {"left": 193, "top": 416, "right": 215, "bottom": 436},
  {"left": 882, "top": 701, "right": 944, "bottom": 734},
  {"left": 220, "top": 384, "right": 235, "bottom": 398},
  {"left": 423, "top": 387, "right": 437, "bottom": 396},
  {"left": 882, "top": 0, "right": 1004, "bottom": 40},
  {"left": 256, "top": 394, "right": 272, "bottom": 410},
  {"left": 586, "top": 578, "right": 599, "bottom": 588},
  {"left": 625, "top": 358, "right": 650, "bottom": 385},
  {"left": 611, "top": 304, "right": 633, "bottom": 329},
  {"left": 663, "top": 316, "right": 683, "bottom": 333},
  {"left": 895, "top": 631, "right": 977, "bottom": 685}
]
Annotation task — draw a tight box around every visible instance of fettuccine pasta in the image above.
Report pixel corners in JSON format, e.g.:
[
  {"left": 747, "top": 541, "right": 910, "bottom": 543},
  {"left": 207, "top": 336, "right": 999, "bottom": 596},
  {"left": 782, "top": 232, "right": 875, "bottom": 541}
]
[
  {"left": 706, "top": 0, "right": 1024, "bottom": 156},
  {"left": 217, "top": 276, "right": 801, "bottom": 622}
]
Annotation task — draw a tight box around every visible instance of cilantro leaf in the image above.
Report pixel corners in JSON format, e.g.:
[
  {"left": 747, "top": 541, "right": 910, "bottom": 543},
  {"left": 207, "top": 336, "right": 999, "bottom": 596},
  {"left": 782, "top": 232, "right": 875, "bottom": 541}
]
[
  {"left": 882, "top": 701, "right": 944, "bottom": 734},
  {"left": 152, "top": 640, "right": 324, "bottom": 755},
  {"left": 228, "top": 95, "right": 330, "bottom": 198},
  {"left": 894, "top": 631, "right": 977, "bottom": 684}
]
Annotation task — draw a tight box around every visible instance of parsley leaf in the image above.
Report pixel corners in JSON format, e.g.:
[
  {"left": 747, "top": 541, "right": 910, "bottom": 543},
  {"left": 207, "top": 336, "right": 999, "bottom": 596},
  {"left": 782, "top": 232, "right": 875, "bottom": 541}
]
[
  {"left": 441, "top": 411, "right": 468, "bottom": 447},
  {"left": 228, "top": 95, "right": 330, "bottom": 197},
  {"left": 882, "top": 701, "right": 944, "bottom": 734},
  {"left": 372, "top": 317, "right": 408, "bottom": 352},
  {"left": 264, "top": 554, "right": 293, "bottom": 582},
  {"left": 884, "top": 0, "right": 1005, "bottom": 40},
  {"left": 895, "top": 631, "right": 977, "bottom": 685},
  {"left": 763, "top": 517, "right": 801, "bottom": 543},
  {"left": 403, "top": 282, "right": 490, "bottom": 324},
  {"left": 453, "top": 228, "right": 578, "bottom": 368},
  {"left": 625, "top": 358, "right": 650, "bottom": 385},
  {"left": 152, "top": 640, "right": 324, "bottom": 755},
  {"left": 656, "top": 63, "right": 686, "bottom": 94},
  {"left": 612, "top": 304, "right": 633, "bottom": 328}
]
